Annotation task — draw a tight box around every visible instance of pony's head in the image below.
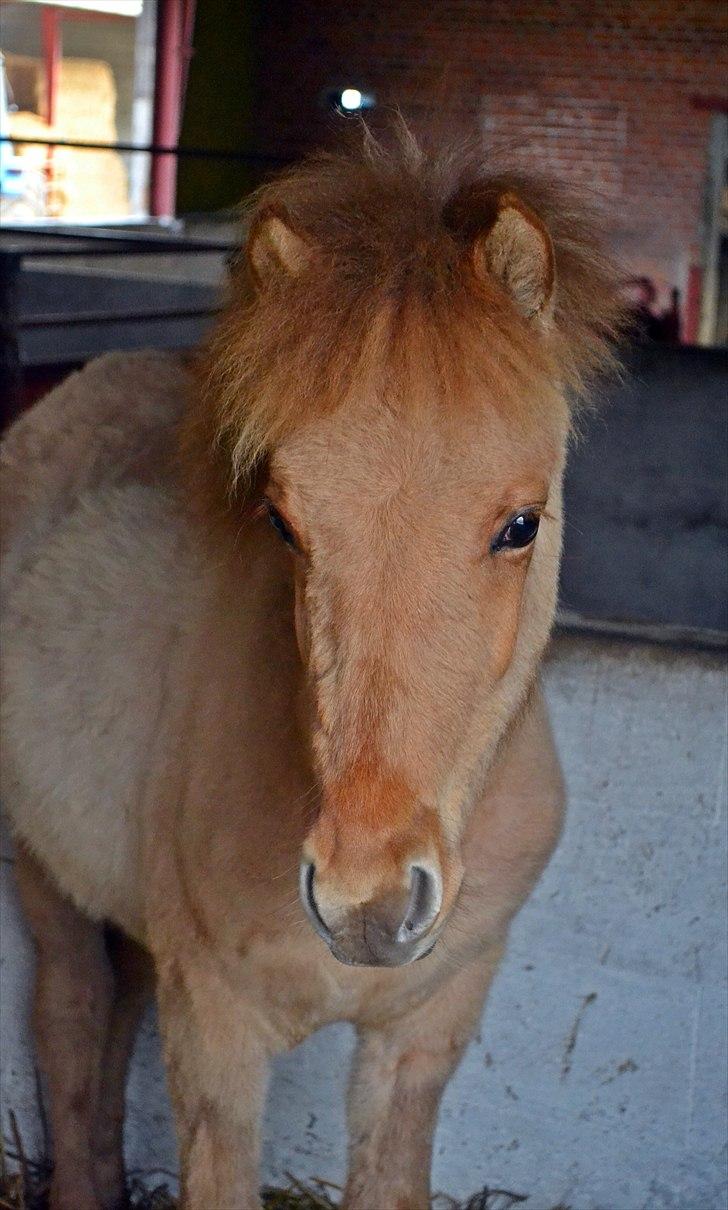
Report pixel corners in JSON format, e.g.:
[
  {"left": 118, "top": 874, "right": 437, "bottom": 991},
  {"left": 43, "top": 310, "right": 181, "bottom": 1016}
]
[{"left": 191, "top": 132, "right": 622, "bottom": 966}]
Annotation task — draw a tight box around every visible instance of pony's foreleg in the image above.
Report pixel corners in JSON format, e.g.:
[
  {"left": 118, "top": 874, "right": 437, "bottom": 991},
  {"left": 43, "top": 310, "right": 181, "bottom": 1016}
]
[
  {"left": 156, "top": 959, "right": 271, "bottom": 1210},
  {"left": 14, "top": 846, "right": 114, "bottom": 1210},
  {"left": 343, "top": 951, "right": 501, "bottom": 1210},
  {"left": 92, "top": 930, "right": 154, "bottom": 1209}
]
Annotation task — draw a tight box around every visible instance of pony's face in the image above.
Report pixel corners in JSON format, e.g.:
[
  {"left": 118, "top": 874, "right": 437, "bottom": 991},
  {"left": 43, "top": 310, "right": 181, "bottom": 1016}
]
[
  {"left": 207, "top": 171, "right": 619, "bottom": 968},
  {"left": 264, "top": 373, "right": 568, "bottom": 967}
]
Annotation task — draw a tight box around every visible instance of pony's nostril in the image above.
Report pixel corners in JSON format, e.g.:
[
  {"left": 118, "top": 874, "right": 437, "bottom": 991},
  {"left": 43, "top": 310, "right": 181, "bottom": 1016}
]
[
  {"left": 299, "top": 860, "right": 441, "bottom": 957},
  {"left": 397, "top": 864, "right": 442, "bottom": 943},
  {"left": 299, "top": 861, "right": 332, "bottom": 942}
]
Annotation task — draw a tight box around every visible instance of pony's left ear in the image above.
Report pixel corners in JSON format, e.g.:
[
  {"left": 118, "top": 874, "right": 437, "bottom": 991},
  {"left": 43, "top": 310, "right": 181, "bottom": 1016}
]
[
  {"left": 247, "top": 205, "right": 312, "bottom": 287},
  {"left": 472, "top": 192, "right": 555, "bottom": 323}
]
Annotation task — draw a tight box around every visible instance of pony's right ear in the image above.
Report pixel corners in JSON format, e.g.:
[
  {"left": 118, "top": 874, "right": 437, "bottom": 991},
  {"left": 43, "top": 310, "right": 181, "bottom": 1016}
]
[{"left": 247, "top": 206, "right": 312, "bottom": 287}]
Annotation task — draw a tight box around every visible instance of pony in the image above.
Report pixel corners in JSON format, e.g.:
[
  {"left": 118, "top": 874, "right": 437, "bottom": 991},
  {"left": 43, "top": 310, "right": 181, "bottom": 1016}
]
[{"left": 0, "top": 130, "right": 622, "bottom": 1210}]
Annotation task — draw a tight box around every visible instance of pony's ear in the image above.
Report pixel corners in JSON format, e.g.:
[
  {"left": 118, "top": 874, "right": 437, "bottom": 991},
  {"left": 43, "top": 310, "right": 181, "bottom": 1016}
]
[
  {"left": 472, "top": 192, "right": 555, "bottom": 321},
  {"left": 247, "top": 206, "right": 312, "bottom": 286}
]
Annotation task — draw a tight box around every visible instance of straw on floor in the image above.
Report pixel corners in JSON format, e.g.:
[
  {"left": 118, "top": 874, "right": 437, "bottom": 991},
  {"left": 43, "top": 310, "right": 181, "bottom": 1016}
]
[{"left": 0, "top": 1114, "right": 562, "bottom": 1210}]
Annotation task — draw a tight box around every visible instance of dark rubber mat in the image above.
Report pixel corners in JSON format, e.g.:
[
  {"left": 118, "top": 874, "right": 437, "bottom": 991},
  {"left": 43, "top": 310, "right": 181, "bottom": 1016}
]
[{"left": 561, "top": 344, "right": 728, "bottom": 634}]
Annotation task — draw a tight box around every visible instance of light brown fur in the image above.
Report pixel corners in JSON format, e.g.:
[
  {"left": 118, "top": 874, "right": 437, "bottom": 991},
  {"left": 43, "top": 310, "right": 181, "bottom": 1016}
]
[{"left": 1, "top": 131, "right": 622, "bottom": 1209}]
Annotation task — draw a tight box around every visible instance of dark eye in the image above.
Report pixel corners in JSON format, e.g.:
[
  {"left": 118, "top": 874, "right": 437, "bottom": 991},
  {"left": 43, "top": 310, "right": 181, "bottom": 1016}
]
[
  {"left": 492, "top": 509, "right": 541, "bottom": 552},
  {"left": 266, "top": 503, "right": 297, "bottom": 550}
]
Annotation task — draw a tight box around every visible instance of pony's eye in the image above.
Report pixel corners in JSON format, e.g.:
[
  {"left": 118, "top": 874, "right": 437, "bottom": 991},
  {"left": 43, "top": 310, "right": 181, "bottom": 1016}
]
[
  {"left": 492, "top": 510, "right": 540, "bottom": 553},
  {"left": 266, "top": 503, "right": 297, "bottom": 550}
]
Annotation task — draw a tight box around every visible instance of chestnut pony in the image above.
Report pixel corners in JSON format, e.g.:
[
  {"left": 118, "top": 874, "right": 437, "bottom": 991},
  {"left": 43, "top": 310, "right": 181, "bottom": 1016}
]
[{"left": 1, "top": 133, "right": 621, "bottom": 1209}]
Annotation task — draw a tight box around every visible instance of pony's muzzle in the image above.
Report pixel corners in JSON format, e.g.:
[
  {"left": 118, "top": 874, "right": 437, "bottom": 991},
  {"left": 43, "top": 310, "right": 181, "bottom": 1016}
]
[{"left": 299, "top": 861, "right": 442, "bottom": 966}]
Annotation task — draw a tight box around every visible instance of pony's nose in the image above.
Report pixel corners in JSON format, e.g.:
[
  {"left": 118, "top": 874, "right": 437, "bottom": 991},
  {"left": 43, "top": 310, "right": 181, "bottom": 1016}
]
[{"left": 299, "top": 862, "right": 442, "bottom": 966}]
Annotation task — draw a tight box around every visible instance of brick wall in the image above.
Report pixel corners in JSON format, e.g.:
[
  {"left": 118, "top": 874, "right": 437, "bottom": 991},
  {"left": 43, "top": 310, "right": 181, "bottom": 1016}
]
[{"left": 253, "top": 1, "right": 727, "bottom": 307}]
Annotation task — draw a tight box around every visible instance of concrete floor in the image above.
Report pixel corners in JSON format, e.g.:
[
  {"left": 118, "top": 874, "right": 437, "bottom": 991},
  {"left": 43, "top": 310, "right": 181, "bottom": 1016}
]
[{"left": 1, "top": 632, "right": 726, "bottom": 1209}]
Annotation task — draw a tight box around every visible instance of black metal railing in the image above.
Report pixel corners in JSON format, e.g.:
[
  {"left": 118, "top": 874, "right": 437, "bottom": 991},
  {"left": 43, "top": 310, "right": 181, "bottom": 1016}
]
[{"left": 0, "top": 133, "right": 286, "bottom": 166}]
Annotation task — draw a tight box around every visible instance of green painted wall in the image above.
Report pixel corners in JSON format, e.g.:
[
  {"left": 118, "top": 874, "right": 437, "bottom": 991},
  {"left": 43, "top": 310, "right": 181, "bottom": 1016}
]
[{"left": 177, "top": 0, "right": 259, "bottom": 214}]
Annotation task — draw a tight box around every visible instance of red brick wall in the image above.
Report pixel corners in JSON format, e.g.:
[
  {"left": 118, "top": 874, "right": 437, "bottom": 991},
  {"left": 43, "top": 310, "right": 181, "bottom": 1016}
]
[{"left": 253, "top": 1, "right": 727, "bottom": 308}]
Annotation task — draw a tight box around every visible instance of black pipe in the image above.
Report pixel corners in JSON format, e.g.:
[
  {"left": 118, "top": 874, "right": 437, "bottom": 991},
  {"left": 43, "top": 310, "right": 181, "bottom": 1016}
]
[{"left": 0, "top": 134, "right": 286, "bottom": 165}]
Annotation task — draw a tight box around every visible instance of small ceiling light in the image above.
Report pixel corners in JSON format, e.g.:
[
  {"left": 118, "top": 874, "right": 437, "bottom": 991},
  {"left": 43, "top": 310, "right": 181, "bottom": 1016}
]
[
  {"left": 322, "top": 87, "right": 376, "bottom": 115},
  {"left": 340, "top": 88, "right": 363, "bottom": 111}
]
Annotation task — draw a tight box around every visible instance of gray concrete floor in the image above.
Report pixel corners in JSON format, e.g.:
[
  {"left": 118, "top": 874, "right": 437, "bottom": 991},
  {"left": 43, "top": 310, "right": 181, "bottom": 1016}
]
[{"left": 1, "top": 633, "right": 726, "bottom": 1209}]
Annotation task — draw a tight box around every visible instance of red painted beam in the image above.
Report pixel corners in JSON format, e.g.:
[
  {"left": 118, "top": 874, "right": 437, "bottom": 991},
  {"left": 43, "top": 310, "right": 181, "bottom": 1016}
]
[
  {"left": 684, "top": 264, "right": 702, "bottom": 346},
  {"left": 40, "top": 4, "right": 62, "bottom": 209},
  {"left": 150, "top": 0, "right": 197, "bottom": 218},
  {"left": 41, "top": 5, "right": 62, "bottom": 127}
]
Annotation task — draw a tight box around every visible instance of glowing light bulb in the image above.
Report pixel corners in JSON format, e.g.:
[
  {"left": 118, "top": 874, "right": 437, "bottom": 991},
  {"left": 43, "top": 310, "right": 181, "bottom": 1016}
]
[{"left": 340, "top": 88, "right": 363, "bottom": 111}]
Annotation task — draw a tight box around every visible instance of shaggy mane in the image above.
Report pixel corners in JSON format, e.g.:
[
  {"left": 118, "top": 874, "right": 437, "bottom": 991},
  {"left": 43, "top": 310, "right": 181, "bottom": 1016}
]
[{"left": 182, "top": 125, "right": 624, "bottom": 510}]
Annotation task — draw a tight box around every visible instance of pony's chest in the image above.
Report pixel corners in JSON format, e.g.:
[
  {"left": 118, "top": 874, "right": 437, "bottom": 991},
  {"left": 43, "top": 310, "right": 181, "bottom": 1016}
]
[{"left": 217, "top": 917, "right": 473, "bottom": 1045}]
